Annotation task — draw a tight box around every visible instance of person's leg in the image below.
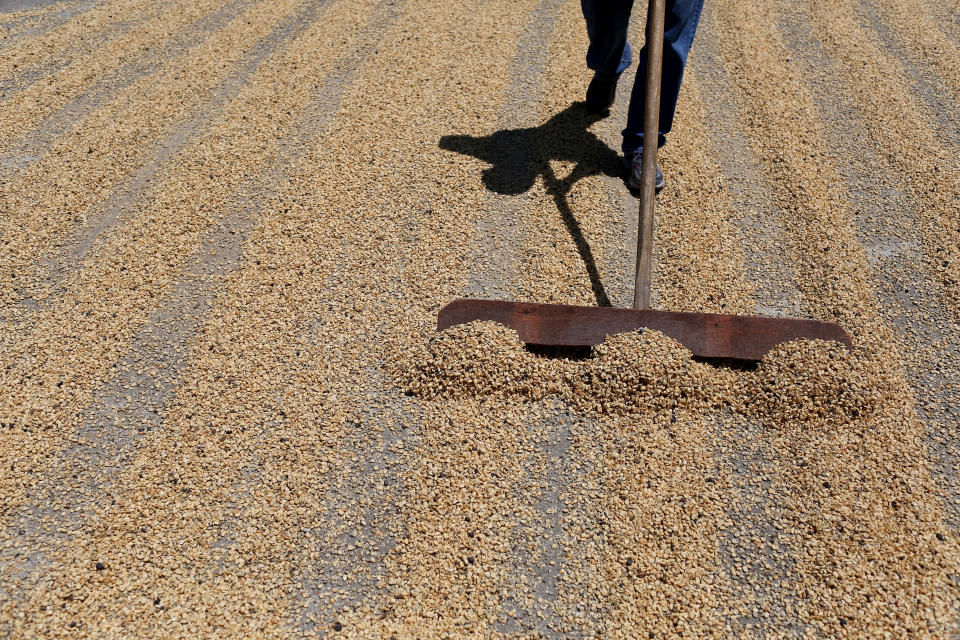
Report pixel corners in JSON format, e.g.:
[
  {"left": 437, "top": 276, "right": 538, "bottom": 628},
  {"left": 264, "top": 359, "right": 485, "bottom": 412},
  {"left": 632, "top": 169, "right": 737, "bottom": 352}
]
[
  {"left": 581, "top": 0, "right": 635, "bottom": 78},
  {"left": 621, "top": 0, "right": 705, "bottom": 154}
]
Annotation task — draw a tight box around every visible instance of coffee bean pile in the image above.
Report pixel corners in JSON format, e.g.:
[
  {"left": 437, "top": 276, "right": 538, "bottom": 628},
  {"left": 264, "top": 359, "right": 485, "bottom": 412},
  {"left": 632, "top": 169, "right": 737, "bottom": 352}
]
[{"left": 407, "top": 322, "right": 887, "bottom": 430}]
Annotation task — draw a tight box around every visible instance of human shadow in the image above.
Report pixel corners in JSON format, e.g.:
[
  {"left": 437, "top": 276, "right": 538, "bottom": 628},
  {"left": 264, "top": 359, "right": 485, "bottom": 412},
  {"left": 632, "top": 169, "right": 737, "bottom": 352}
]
[{"left": 439, "top": 102, "right": 625, "bottom": 307}]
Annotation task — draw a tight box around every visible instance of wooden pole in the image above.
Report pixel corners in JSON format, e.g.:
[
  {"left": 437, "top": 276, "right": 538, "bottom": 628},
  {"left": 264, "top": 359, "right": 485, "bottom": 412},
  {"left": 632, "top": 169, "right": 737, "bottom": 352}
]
[{"left": 633, "top": 0, "right": 666, "bottom": 310}]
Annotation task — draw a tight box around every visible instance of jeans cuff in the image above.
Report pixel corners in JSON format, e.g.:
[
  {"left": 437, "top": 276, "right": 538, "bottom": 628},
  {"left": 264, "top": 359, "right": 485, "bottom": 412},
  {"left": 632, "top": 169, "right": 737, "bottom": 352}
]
[{"left": 622, "top": 134, "right": 667, "bottom": 155}]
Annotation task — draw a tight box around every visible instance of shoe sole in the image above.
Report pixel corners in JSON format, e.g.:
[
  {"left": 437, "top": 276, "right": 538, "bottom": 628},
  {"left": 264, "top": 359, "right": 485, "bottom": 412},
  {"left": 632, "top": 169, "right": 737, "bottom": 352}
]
[{"left": 584, "top": 101, "right": 613, "bottom": 116}]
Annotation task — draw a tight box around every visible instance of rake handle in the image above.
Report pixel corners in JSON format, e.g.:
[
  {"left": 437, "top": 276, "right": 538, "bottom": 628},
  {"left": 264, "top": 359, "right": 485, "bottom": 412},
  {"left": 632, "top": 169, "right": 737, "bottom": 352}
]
[{"left": 633, "top": 0, "right": 666, "bottom": 310}]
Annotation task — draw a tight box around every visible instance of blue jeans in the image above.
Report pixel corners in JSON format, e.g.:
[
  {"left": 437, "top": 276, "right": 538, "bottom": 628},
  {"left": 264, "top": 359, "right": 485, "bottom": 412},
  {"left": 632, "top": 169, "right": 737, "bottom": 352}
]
[{"left": 581, "top": 0, "right": 704, "bottom": 154}]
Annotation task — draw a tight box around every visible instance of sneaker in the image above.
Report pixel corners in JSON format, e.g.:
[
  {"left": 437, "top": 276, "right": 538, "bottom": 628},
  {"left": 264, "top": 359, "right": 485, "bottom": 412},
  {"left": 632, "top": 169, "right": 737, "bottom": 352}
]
[
  {"left": 585, "top": 73, "right": 619, "bottom": 114},
  {"left": 623, "top": 151, "right": 664, "bottom": 192}
]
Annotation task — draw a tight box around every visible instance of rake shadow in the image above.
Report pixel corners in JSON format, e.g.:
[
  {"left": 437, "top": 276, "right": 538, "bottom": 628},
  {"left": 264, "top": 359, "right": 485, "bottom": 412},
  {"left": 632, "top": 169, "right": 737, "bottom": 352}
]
[{"left": 439, "top": 102, "right": 625, "bottom": 307}]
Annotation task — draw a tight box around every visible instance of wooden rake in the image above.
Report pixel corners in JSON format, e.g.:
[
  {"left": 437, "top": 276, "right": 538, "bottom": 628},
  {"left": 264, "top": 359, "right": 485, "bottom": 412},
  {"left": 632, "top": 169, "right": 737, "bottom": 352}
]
[{"left": 438, "top": 0, "right": 850, "bottom": 361}]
